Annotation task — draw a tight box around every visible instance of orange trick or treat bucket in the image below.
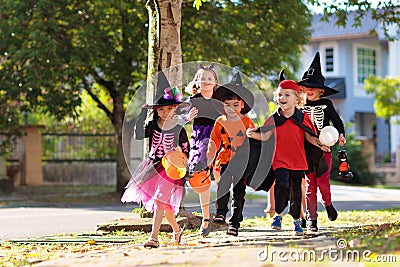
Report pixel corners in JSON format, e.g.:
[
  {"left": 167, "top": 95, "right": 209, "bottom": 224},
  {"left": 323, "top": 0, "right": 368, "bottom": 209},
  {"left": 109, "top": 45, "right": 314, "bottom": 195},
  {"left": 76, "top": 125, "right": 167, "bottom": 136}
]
[
  {"left": 161, "top": 151, "right": 188, "bottom": 180},
  {"left": 189, "top": 169, "right": 211, "bottom": 193}
]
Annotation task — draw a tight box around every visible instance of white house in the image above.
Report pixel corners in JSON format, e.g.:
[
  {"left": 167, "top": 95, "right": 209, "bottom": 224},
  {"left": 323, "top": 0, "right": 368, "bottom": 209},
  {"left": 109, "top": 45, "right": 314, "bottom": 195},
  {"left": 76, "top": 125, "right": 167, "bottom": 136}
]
[{"left": 298, "top": 11, "right": 400, "bottom": 162}]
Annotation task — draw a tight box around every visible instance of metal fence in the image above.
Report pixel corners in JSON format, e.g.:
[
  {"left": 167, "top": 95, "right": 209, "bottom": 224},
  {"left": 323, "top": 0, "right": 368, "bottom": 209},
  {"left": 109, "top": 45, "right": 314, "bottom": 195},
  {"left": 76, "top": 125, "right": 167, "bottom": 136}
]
[{"left": 42, "top": 133, "right": 116, "bottom": 162}]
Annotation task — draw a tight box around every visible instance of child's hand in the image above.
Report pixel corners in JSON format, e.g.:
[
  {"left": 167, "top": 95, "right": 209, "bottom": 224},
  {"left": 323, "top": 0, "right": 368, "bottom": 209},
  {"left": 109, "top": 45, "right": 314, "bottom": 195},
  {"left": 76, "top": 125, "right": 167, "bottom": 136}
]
[
  {"left": 246, "top": 128, "right": 256, "bottom": 138},
  {"left": 320, "top": 144, "right": 331, "bottom": 153},
  {"left": 187, "top": 107, "right": 198, "bottom": 121},
  {"left": 315, "top": 138, "right": 331, "bottom": 152},
  {"left": 338, "top": 134, "right": 346, "bottom": 146},
  {"left": 174, "top": 146, "right": 182, "bottom": 152}
]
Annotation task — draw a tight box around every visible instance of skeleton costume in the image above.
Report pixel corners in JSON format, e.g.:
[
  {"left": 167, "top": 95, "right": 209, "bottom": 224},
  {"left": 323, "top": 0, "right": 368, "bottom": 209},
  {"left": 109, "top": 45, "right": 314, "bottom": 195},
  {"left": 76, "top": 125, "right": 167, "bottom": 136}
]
[
  {"left": 298, "top": 52, "right": 345, "bottom": 225},
  {"left": 121, "top": 71, "right": 189, "bottom": 215},
  {"left": 302, "top": 99, "right": 344, "bottom": 136}
]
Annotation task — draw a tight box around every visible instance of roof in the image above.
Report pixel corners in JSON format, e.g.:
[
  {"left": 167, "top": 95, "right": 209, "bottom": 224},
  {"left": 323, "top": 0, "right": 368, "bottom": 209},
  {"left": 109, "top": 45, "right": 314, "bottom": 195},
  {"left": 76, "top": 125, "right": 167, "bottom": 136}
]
[{"left": 312, "top": 10, "right": 381, "bottom": 40}]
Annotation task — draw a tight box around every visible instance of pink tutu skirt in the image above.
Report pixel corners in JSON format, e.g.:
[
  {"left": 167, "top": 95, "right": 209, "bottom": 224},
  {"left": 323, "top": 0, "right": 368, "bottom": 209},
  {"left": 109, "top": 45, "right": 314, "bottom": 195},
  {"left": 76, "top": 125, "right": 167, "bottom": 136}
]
[{"left": 121, "top": 159, "right": 184, "bottom": 214}]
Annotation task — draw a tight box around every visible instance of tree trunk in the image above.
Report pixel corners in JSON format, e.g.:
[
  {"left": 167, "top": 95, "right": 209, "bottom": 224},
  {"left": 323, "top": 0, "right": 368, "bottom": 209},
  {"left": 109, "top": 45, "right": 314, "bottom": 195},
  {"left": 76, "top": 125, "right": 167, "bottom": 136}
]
[
  {"left": 115, "top": 93, "right": 131, "bottom": 193},
  {"left": 158, "top": 0, "right": 183, "bottom": 87},
  {"left": 146, "top": 0, "right": 160, "bottom": 103}
]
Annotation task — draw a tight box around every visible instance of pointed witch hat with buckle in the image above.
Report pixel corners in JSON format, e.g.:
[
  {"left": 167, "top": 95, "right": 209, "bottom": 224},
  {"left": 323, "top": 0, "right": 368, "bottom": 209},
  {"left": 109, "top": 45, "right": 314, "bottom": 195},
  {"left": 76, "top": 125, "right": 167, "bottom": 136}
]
[{"left": 297, "top": 52, "right": 339, "bottom": 97}]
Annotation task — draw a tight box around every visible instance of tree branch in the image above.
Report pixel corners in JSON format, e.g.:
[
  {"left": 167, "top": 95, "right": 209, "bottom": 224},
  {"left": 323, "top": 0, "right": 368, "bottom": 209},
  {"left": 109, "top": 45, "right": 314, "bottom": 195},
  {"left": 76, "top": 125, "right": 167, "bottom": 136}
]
[
  {"left": 91, "top": 71, "right": 118, "bottom": 100},
  {"left": 82, "top": 80, "right": 114, "bottom": 123}
]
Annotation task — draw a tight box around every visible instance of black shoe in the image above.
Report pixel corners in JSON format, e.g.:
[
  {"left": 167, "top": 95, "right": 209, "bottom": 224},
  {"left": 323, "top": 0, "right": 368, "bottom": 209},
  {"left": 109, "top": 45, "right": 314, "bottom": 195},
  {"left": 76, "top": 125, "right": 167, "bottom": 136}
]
[
  {"left": 213, "top": 214, "right": 226, "bottom": 224},
  {"left": 325, "top": 204, "right": 338, "bottom": 221},
  {"left": 226, "top": 225, "right": 239, "bottom": 236},
  {"left": 301, "top": 218, "right": 307, "bottom": 228},
  {"left": 307, "top": 220, "right": 318, "bottom": 232}
]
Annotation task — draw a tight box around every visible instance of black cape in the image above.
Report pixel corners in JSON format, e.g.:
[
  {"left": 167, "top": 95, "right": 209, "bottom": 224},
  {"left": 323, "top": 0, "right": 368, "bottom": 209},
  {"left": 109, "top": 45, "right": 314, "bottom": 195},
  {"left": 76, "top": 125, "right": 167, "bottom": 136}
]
[{"left": 223, "top": 108, "right": 327, "bottom": 192}]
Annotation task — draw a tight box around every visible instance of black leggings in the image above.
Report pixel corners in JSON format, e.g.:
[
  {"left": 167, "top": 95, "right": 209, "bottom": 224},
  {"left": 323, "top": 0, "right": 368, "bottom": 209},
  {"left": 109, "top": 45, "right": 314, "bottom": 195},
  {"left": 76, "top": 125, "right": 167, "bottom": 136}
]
[
  {"left": 216, "top": 164, "right": 246, "bottom": 228},
  {"left": 274, "top": 168, "right": 304, "bottom": 220}
]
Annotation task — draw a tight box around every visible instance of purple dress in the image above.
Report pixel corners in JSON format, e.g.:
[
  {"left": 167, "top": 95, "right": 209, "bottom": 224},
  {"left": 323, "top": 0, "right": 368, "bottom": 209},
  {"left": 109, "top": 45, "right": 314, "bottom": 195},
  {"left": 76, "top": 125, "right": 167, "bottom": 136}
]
[
  {"left": 187, "top": 94, "right": 222, "bottom": 173},
  {"left": 121, "top": 120, "right": 189, "bottom": 214}
]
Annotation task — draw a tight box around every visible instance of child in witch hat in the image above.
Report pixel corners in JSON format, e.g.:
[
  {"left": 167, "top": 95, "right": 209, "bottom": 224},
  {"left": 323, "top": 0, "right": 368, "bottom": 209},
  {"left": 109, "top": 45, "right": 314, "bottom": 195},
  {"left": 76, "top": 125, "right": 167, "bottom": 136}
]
[
  {"left": 298, "top": 52, "right": 347, "bottom": 233},
  {"left": 206, "top": 70, "right": 255, "bottom": 236},
  {"left": 247, "top": 78, "right": 330, "bottom": 236},
  {"left": 121, "top": 69, "right": 190, "bottom": 248}
]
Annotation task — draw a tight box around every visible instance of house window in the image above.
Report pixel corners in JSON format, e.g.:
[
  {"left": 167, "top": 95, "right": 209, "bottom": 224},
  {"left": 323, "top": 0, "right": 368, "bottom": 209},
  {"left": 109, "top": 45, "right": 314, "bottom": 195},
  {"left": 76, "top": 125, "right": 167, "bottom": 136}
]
[
  {"left": 325, "top": 48, "right": 334, "bottom": 72},
  {"left": 357, "top": 47, "right": 376, "bottom": 84},
  {"left": 319, "top": 42, "right": 338, "bottom": 76}
]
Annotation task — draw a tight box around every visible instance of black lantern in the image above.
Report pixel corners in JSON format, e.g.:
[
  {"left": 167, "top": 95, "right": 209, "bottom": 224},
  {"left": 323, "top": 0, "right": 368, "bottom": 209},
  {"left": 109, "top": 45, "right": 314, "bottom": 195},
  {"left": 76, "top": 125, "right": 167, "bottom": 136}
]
[{"left": 337, "top": 147, "right": 353, "bottom": 180}]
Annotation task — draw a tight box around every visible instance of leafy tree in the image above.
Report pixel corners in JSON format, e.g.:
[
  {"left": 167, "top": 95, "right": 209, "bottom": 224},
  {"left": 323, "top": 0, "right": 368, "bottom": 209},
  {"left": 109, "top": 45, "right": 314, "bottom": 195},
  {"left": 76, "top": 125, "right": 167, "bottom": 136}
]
[
  {"left": 29, "top": 90, "right": 114, "bottom": 133},
  {"left": 0, "top": 0, "right": 312, "bottom": 191},
  {"left": 0, "top": 94, "right": 20, "bottom": 156},
  {"left": 364, "top": 76, "right": 400, "bottom": 121},
  {"left": 194, "top": 1, "right": 400, "bottom": 39},
  {"left": 0, "top": 0, "right": 149, "bottom": 191},
  {"left": 307, "top": 0, "right": 400, "bottom": 40},
  {"left": 182, "top": 0, "right": 311, "bottom": 76}
]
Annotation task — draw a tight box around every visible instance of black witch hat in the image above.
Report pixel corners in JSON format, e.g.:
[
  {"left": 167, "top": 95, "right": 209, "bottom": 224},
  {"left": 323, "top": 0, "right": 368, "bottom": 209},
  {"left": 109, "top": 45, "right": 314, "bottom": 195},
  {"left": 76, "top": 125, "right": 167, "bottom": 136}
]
[
  {"left": 297, "top": 52, "right": 339, "bottom": 97},
  {"left": 213, "top": 70, "right": 254, "bottom": 114},
  {"left": 143, "top": 69, "right": 188, "bottom": 109}
]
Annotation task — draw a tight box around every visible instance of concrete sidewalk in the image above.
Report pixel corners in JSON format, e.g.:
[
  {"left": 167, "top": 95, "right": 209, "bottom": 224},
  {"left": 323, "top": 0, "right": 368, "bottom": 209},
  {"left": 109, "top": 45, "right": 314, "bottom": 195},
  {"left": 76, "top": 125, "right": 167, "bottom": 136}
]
[{"left": 34, "top": 222, "right": 386, "bottom": 267}]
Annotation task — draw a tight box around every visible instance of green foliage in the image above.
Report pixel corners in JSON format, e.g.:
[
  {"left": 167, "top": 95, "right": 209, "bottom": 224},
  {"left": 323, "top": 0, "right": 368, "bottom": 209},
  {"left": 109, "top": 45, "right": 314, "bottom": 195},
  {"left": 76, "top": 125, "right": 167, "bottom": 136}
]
[
  {"left": 307, "top": 0, "right": 400, "bottom": 40},
  {"left": 193, "top": 0, "right": 207, "bottom": 10},
  {"left": 42, "top": 133, "right": 116, "bottom": 161},
  {"left": 364, "top": 76, "right": 400, "bottom": 121},
  {"left": 331, "top": 127, "right": 382, "bottom": 185},
  {"left": 0, "top": 0, "right": 149, "bottom": 119},
  {"left": 0, "top": 93, "right": 21, "bottom": 156},
  {"left": 182, "top": 0, "right": 312, "bottom": 76}
]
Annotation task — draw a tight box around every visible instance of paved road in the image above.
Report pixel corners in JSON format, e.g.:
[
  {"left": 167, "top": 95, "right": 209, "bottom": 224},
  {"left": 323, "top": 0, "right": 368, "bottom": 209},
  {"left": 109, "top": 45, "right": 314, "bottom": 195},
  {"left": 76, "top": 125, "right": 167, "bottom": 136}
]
[{"left": 1, "top": 185, "right": 399, "bottom": 241}]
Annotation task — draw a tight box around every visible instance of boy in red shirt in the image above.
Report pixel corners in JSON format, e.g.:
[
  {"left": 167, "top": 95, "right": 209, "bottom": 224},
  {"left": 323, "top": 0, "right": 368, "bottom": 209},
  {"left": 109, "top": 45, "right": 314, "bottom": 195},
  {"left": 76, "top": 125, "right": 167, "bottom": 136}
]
[{"left": 247, "top": 80, "right": 330, "bottom": 235}]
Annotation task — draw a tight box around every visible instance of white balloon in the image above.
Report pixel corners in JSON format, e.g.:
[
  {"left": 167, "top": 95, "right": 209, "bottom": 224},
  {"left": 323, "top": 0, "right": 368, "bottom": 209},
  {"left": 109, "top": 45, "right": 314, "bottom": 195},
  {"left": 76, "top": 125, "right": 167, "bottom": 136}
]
[{"left": 319, "top": 126, "right": 339, "bottom": 146}]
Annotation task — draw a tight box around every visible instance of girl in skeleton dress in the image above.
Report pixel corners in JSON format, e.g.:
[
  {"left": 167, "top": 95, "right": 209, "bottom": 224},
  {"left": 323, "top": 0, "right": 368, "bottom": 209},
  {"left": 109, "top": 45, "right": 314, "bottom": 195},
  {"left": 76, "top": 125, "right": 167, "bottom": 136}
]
[
  {"left": 181, "top": 64, "right": 222, "bottom": 237},
  {"left": 121, "top": 79, "right": 189, "bottom": 248},
  {"left": 298, "top": 52, "right": 346, "bottom": 233}
]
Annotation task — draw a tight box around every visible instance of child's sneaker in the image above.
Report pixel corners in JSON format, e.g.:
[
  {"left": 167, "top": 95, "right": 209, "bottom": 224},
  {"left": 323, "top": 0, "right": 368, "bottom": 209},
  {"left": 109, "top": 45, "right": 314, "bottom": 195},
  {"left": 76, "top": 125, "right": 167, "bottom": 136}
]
[
  {"left": 325, "top": 204, "right": 338, "bottom": 221},
  {"left": 306, "top": 219, "right": 318, "bottom": 233},
  {"left": 271, "top": 215, "right": 282, "bottom": 230},
  {"left": 293, "top": 219, "right": 304, "bottom": 236},
  {"left": 301, "top": 218, "right": 307, "bottom": 228}
]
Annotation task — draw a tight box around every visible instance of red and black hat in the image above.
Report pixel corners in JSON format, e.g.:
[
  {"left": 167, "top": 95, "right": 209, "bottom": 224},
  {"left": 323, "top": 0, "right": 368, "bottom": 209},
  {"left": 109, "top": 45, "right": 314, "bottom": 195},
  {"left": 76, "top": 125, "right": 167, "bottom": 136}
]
[{"left": 297, "top": 52, "right": 339, "bottom": 97}]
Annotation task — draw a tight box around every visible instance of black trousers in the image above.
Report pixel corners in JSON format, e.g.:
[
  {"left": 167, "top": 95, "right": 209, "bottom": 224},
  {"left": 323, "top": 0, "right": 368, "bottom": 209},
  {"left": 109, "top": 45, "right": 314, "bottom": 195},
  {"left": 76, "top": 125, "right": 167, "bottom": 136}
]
[
  {"left": 216, "top": 164, "right": 246, "bottom": 228},
  {"left": 274, "top": 168, "right": 304, "bottom": 220}
]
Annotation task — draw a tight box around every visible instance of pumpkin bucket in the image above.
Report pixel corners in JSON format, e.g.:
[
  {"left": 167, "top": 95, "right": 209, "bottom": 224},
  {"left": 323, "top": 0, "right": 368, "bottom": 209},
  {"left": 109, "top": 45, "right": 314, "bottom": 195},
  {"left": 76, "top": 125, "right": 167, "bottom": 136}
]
[
  {"left": 189, "top": 169, "right": 211, "bottom": 193},
  {"left": 161, "top": 151, "right": 188, "bottom": 180}
]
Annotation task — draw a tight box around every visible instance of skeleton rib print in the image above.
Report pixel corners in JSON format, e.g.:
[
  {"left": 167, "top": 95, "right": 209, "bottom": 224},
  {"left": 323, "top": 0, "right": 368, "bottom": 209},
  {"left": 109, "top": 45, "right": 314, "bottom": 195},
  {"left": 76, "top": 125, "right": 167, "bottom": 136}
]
[
  {"left": 150, "top": 130, "right": 176, "bottom": 159},
  {"left": 302, "top": 105, "right": 327, "bottom": 131}
]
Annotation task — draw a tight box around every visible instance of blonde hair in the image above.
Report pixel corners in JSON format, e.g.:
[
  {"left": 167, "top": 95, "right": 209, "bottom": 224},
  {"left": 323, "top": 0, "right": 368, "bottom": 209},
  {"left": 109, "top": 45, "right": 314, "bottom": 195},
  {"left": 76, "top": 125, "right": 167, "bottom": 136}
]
[
  {"left": 273, "top": 87, "right": 307, "bottom": 108},
  {"left": 185, "top": 63, "right": 218, "bottom": 95}
]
